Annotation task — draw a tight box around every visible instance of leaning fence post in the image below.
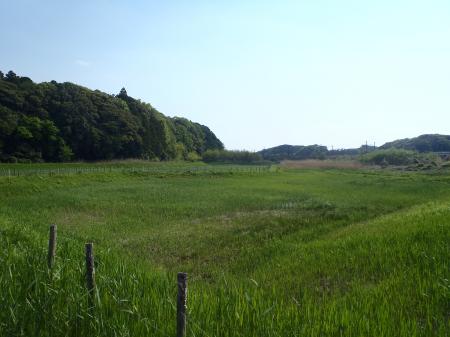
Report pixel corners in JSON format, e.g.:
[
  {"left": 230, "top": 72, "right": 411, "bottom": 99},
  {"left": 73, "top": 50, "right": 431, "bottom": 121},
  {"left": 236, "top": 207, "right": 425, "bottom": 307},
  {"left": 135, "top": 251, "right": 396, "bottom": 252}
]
[
  {"left": 47, "top": 224, "right": 57, "bottom": 268},
  {"left": 177, "top": 272, "right": 188, "bottom": 337},
  {"left": 85, "top": 243, "right": 96, "bottom": 307}
]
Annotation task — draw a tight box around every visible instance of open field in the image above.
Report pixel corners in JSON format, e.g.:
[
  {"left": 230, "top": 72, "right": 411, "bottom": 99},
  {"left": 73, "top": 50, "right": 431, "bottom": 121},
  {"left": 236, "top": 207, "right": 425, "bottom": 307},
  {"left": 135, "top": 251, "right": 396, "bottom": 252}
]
[{"left": 1, "top": 163, "right": 449, "bottom": 336}]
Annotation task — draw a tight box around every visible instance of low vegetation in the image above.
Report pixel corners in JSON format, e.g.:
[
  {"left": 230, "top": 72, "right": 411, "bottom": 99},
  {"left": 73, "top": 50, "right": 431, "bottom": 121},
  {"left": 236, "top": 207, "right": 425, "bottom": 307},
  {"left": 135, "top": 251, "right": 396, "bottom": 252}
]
[
  {"left": 360, "top": 149, "right": 445, "bottom": 170},
  {"left": 202, "top": 149, "right": 263, "bottom": 164},
  {"left": 1, "top": 163, "right": 449, "bottom": 336},
  {"left": 360, "top": 148, "right": 418, "bottom": 166}
]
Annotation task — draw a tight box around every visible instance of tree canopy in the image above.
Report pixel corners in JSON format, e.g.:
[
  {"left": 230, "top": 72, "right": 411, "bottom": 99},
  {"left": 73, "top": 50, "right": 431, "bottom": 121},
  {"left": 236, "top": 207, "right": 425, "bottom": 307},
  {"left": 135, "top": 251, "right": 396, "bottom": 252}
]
[
  {"left": 0, "top": 71, "right": 223, "bottom": 162},
  {"left": 259, "top": 144, "right": 328, "bottom": 161},
  {"left": 380, "top": 134, "right": 450, "bottom": 153}
]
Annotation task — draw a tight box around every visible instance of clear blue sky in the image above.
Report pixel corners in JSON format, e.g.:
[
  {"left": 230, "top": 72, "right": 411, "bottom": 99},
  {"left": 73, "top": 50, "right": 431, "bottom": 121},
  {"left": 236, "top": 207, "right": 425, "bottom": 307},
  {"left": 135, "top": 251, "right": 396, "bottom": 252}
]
[{"left": 1, "top": 0, "right": 449, "bottom": 150}]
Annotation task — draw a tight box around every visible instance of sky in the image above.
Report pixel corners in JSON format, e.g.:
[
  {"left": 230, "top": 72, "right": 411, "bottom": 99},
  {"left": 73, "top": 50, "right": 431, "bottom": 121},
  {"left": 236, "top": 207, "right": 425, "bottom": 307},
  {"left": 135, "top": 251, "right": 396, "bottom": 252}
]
[{"left": 1, "top": 0, "right": 449, "bottom": 150}]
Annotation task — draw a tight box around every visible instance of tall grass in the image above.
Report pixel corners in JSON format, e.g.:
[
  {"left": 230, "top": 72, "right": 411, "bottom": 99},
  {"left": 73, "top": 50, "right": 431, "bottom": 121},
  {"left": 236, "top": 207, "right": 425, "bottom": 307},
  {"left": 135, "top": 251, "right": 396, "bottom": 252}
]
[
  {"left": 0, "top": 162, "right": 272, "bottom": 177},
  {"left": 1, "top": 166, "right": 449, "bottom": 336}
]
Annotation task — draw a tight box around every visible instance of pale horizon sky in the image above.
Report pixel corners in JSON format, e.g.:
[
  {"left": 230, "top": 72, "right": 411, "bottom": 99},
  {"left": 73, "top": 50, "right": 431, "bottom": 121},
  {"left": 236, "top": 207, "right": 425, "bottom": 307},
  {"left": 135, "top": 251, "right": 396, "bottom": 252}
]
[{"left": 1, "top": 0, "right": 449, "bottom": 151}]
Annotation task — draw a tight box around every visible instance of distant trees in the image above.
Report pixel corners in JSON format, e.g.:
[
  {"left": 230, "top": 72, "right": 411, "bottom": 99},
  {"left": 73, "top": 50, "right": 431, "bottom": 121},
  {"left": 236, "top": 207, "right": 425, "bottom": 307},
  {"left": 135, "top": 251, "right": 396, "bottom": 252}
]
[
  {"left": 0, "top": 70, "right": 224, "bottom": 162},
  {"left": 259, "top": 144, "right": 328, "bottom": 161},
  {"left": 202, "top": 150, "right": 262, "bottom": 163},
  {"left": 380, "top": 134, "right": 450, "bottom": 153},
  {"left": 259, "top": 135, "right": 450, "bottom": 163}
]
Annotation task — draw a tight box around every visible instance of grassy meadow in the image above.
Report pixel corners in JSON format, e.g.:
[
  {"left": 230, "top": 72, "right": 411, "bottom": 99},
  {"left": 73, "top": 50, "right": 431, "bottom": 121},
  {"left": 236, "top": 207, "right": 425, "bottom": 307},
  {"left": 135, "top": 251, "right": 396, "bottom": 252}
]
[{"left": 1, "top": 162, "right": 449, "bottom": 336}]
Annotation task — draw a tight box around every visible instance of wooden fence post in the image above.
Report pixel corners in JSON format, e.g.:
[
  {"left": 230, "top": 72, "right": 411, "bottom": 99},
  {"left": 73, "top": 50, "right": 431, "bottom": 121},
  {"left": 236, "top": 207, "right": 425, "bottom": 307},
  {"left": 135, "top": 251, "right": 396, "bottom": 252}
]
[
  {"left": 85, "top": 243, "right": 96, "bottom": 306},
  {"left": 47, "top": 225, "right": 57, "bottom": 268},
  {"left": 177, "top": 272, "right": 188, "bottom": 337}
]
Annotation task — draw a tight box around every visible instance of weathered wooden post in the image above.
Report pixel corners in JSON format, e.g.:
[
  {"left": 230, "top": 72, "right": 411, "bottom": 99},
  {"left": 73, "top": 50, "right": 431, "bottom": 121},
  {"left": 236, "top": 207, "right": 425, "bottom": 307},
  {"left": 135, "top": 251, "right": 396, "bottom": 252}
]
[
  {"left": 47, "top": 225, "right": 57, "bottom": 268},
  {"left": 177, "top": 272, "right": 188, "bottom": 337},
  {"left": 85, "top": 243, "right": 96, "bottom": 307}
]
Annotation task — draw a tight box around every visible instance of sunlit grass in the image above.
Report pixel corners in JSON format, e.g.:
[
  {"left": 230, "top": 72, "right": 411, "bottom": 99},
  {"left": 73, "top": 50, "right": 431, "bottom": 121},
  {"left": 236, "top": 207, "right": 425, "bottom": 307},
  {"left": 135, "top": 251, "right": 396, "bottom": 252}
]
[{"left": 1, "top": 165, "right": 449, "bottom": 336}]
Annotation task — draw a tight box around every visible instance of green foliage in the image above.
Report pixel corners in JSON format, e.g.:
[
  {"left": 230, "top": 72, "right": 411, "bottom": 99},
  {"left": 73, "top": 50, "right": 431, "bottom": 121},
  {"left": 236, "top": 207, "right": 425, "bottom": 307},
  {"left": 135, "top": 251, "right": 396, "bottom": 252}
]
[
  {"left": 360, "top": 149, "right": 445, "bottom": 169},
  {"left": 168, "top": 117, "right": 224, "bottom": 157},
  {"left": 0, "top": 71, "right": 223, "bottom": 162},
  {"left": 186, "top": 151, "right": 201, "bottom": 161},
  {"left": 0, "top": 167, "right": 449, "bottom": 336},
  {"left": 381, "top": 134, "right": 450, "bottom": 152},
  {"left": 260, "top": 135, "right": 450, "bottom": 163},
  {"left": 259, "top": 144, "right": 328, "bottom": 161},
  {"left": 118, "top": 87, "right": 128, "bottom": 98},
  {"left": 361, "top": 149, "right": 417, "bottom": 166},
  {"left": 203, "top": 149, "right": 262, "bottom": 163},
  {"left": 174, "top": 143, "right": 186, "bottom": 160},
  {"left": 5, "top": 70, "right": 17, "bottom": 81}
]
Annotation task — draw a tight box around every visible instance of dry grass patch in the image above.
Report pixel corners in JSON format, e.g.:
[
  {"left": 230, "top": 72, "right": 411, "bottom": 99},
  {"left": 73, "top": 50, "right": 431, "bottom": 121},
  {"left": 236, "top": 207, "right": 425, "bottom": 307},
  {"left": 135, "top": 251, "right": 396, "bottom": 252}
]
[{"left": 281, "top": 159, "right": 364, "bottom": 169}]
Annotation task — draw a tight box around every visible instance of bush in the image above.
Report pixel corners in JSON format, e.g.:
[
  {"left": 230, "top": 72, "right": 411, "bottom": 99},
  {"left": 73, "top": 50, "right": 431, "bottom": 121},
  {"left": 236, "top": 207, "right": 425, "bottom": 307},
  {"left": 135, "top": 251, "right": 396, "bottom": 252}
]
[
  {"left": 360, "top": 149, "right": 416, "bottom": 166},
  {"left": 186, "top": 151, "right": 201, "bottom": 162},
  {"left": 361, "top": 149, "right": 443, "bottom": 168}
]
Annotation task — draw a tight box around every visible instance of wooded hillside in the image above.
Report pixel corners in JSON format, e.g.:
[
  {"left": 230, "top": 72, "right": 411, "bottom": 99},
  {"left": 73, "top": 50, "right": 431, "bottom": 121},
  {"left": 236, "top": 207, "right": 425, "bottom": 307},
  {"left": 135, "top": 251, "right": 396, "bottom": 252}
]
[
  {"left": 0, "top": 70, "right": 223, "bottom": 162},
  {"left": 380, "top": 134, "right": 450, "bottom": 153}
]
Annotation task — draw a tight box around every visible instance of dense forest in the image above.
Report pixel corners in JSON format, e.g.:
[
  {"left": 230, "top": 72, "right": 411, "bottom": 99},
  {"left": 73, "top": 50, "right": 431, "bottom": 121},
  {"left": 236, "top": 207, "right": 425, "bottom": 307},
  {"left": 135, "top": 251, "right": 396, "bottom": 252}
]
[{"left": 0, "top": 70, "right": 223, "bottom": 162}]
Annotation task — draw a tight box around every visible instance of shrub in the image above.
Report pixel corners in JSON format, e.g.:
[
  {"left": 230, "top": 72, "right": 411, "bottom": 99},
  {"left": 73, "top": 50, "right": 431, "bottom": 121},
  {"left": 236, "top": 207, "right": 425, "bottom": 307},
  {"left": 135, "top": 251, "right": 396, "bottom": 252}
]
[
  {"left": 361, "top": 149, "right": 443, "bottom": 168},
  {"left": 202, "top": 149, "right": 262, "bottom": 164},
  {"left": 186, "top": 151, "right": 201, "bottom": 162},
  {"left": 360, "top": 149, "right": 416, "bottom": 166}
]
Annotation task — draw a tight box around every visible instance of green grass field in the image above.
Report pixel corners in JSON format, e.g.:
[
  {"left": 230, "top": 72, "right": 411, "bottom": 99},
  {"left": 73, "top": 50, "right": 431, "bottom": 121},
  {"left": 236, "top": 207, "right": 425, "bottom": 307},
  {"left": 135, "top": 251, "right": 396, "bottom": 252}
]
[{"left": 1, "top": 163, "right": 449, "bottom": 336}]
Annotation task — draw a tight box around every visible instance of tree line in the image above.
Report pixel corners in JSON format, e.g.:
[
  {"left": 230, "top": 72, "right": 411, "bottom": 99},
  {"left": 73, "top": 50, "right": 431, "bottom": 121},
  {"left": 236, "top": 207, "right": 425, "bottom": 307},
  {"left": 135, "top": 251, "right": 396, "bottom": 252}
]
[
  {"left": 258, "top": 134, "right": 450, "bottom": 162},
  {"left": 0, "top": 71, "right": 223, "bottom": 162},
  {"left": 259, "top": 144, "right": 328, "bottom": 161},
  {"left": 380, "top": 134, "right": 450, "bottom": 153},
  {"left": 202, "top": 149, "right": 263, "bottom": 164}
]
